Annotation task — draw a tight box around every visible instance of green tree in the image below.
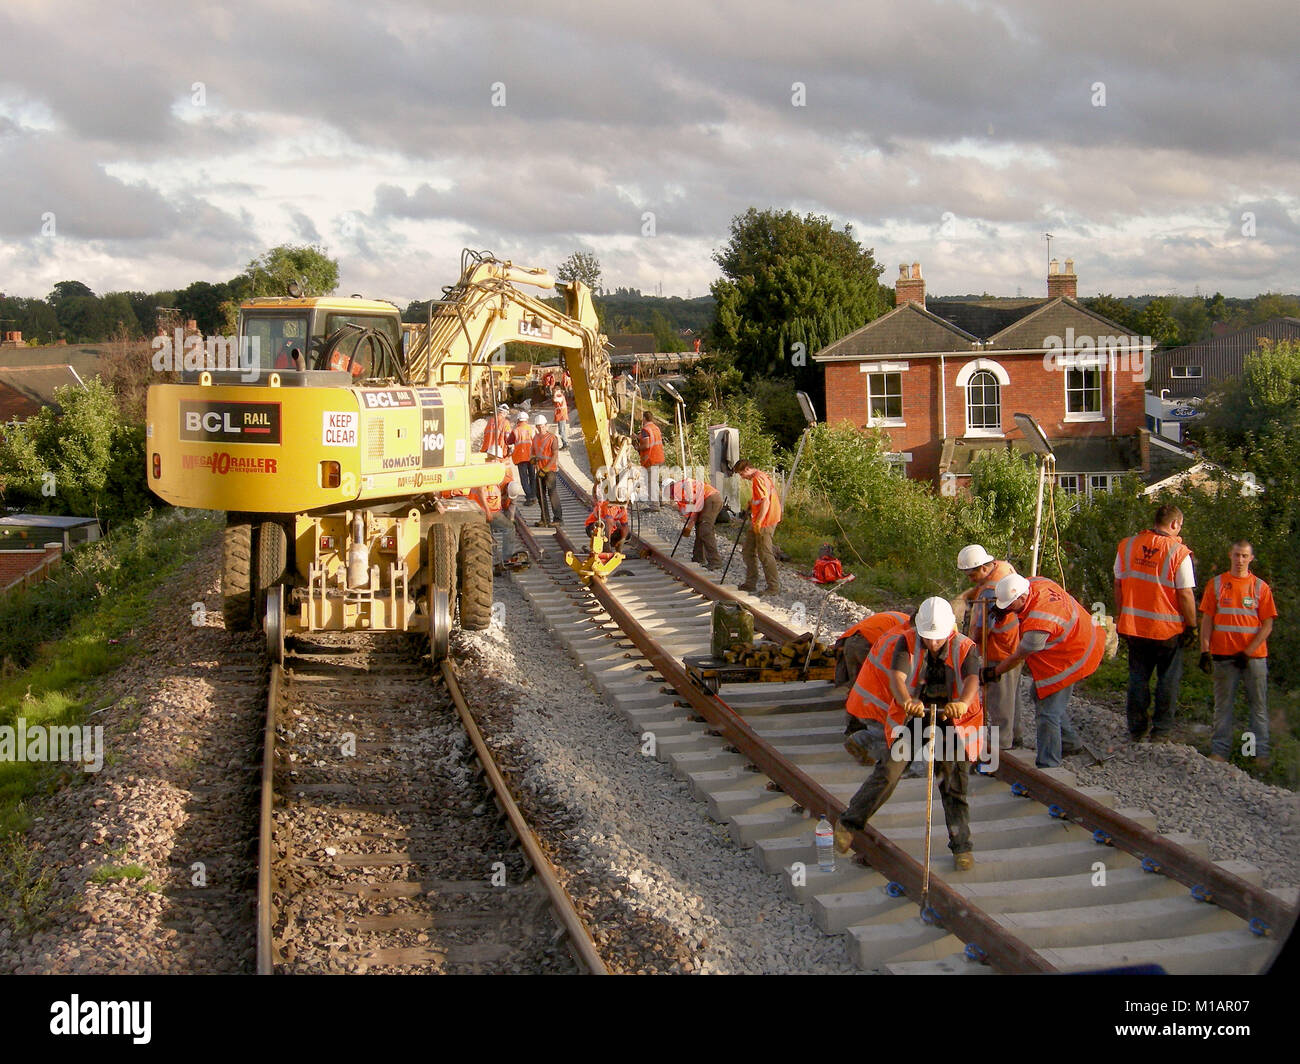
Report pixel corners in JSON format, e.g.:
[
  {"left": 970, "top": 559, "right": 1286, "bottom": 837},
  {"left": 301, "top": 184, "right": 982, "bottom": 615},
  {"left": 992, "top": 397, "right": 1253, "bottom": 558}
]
[
  {"left": 650, "top": 309, "right": 683, "bottom": 353},
  {"left": 708, "top": 208, "right": 887, "bottom": 395},
  {"left": 556, "top": 251, "right": 602, "bottom": 291},
  {"left": 0, "top": 379, "right": 150, "bottom": 526},
  {"left": 1136, "top": 298, "right": 1182, "bottom": 349},
  {"left": 222, "top": 245, "right": 339, "bottom": 331},
  {"left": 1084, "top": 294, "right": 1139, "bottom": 332},
  {"left": 177, "top": 280, "right": 233, "bottom": 335}
]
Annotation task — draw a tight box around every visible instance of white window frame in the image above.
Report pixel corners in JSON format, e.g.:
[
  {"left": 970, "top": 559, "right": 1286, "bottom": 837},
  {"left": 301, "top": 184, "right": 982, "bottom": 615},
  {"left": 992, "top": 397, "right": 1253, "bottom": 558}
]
[
  {"left": 964, "top": 369, "right": 1003, "bottom": 437},
  {"left": 1064, "top": 364, "right": 1104, "bottom": 422},
  {"left": 1170, "top": 365, "right": 1203, "bottom": 378},
  {"left": 955, "top": 358, "right": 1009, "bottom": 438},
  {"left": 865, "top": 370, "right": 905, "bottom": 427},
  {"left": 1057, "top": 473, "right": 1081, "bottom": 496}
]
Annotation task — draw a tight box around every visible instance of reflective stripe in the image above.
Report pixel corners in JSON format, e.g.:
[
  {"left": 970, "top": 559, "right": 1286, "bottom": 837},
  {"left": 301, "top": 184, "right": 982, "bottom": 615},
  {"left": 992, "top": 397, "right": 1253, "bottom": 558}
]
[
  {"left": 1121, "top": 606, "right": 1183, "bottom": 622},
  {"left": 1035, "top": 619, "right": 1099, "bottom": 692},
  {"left": 1215, "top": 624, "right": 1260, "bottom": 633},
  {"left": 849, "top": 681, "right": 891, "bottom": 713}
]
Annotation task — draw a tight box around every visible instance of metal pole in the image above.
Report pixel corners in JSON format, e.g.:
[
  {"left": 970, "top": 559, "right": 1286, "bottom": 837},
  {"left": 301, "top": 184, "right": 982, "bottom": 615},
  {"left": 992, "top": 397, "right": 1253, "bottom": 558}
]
[
  {"left": 720, "top": 511, "right": 750, "bottom": 585},
  {"left": 1030, "top": 456, "right": 1047, "bottom": 577},
  {"left": 920, "top": 701, "right": 939, "bottom": 914},
  {"left": 783, "top": 427, "right": 810, "bottom": 507}
]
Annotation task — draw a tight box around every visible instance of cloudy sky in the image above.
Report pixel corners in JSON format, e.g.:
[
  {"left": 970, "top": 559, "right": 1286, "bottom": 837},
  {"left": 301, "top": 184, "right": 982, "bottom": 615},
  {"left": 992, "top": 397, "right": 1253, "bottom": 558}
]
[{"left": 1, "top": 0, "right": 1296, "bottom": 306}]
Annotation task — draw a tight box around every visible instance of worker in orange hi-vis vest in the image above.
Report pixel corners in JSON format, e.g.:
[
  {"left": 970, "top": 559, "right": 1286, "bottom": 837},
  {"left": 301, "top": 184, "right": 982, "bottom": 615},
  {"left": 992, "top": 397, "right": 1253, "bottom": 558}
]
[
  {"left": 481, "top": 404, "right": 510, "bottom": 457},
  {"left": 584, "top": 497, "right": 630, "bottom": 552},
  {"left": 530, "top": 414, "right": 562, "bottom": 528},
  {"left": 836, "top": 610, "right": 909, "bottom": 765},
  {"left": 663, "top": 478, "right": 723, "bottom": 569},
  {"left": 732, "top": 459, "right": 782, "bottom": 596},
  {"left": 507, "top": 411, "right": 536, "bottom": 505},
  {"left": 469, "top": 464, "right": 516, "bottom": 572},
  {"left": 638, "top": 411, "right": 664, "bottom": 505},
  {"left": 1200, "top": 539, "right": 1277, "bottom": 769},
  {"left": 835, "top": 598, "right": 983, "bottom": 870},
  {"left": 1113, "top": 503, "right": 1198, "bottom": 744},
  {"left": 552, "top": 387, "right": 569, "bottom": 450},
  {"left": 987, "top": 573, "right": 1102, "bottom": 768},
  {"left": 956, "top": 544, "right": 1022, "bottom": 752}
]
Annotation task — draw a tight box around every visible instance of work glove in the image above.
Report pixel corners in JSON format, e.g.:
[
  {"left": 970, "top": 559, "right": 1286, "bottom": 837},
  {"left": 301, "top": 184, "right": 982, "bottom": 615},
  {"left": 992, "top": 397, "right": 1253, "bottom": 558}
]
[
  {"left": 1233, "top": 651, "right": 1250, "bottom": 669},
  {"left": 903, "top": 699, "right": 926, "bottom": 719},
  {"left": 942, "top": 701, "right": 967, "bottom": 720},
  {"left": 979, "top": 665, "right": 999, "bottom": 685},
  {"left": 1179, "top": 627, "right": 1197, "bottom": 649},
  {"left": 1198, "top": 652, "right": 1213, "bottom": 675}
]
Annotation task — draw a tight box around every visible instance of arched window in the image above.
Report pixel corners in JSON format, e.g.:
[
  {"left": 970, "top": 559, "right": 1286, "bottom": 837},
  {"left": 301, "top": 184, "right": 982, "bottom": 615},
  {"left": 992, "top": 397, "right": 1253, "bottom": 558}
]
[
  {"left": 956, "top": 358, "right": 1008, "bottom": 437},
  {"left": 966, "top": 370, "right": 1001, "bottom": 432}
]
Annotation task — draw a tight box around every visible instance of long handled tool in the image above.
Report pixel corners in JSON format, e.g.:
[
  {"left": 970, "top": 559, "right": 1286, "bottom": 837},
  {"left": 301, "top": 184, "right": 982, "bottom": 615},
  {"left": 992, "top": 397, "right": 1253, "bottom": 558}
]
[
  {"left": 670, "top": 515, "right": 688, "bottom": 558},
  {"left": 719, "top": 510, "right": 750, "bottom": 585},
  {"left": 919, "top": 701, "right": 939, "bottom": 915},
  {"left": 797, "top": 572, "right": 856, "bottom": 678}
]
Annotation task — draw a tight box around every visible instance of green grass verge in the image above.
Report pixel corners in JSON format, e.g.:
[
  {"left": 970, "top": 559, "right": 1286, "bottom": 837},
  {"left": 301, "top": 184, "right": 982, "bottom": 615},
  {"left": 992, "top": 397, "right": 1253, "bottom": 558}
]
[{"left": 0, "top": 510, "right": 222, "bottom": 835}]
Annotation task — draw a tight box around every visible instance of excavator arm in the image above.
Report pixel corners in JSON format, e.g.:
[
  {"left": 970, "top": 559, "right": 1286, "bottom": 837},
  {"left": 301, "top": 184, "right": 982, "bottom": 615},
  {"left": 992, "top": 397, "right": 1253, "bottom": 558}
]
[{"left": 405, "top": 249, "right": 629, "bottom": 478}]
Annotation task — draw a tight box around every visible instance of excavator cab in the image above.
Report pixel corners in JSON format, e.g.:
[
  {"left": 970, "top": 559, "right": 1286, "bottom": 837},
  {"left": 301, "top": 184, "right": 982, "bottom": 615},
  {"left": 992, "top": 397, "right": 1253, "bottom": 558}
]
[{"left": 231, "top": 298, "right": 406, "bottom": 383}]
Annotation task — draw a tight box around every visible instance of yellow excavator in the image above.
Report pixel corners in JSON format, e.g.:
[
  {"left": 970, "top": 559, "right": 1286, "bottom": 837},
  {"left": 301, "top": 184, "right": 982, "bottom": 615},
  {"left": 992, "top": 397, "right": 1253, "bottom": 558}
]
[{"left": 145, "top": 249, "right": 629, "bottom": 662}]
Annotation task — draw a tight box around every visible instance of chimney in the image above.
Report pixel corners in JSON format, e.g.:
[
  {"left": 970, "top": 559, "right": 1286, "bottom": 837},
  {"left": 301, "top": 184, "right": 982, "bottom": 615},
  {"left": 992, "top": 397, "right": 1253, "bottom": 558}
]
[
  {"left": 895, "top": 261, "right": 926, "bottom": 307},
  {"left": 1138, "top": 427, "right": 1150, "bottom": 472},
  {"left": 1048, "top": 257, "right": 1077, "bottom": 300}
]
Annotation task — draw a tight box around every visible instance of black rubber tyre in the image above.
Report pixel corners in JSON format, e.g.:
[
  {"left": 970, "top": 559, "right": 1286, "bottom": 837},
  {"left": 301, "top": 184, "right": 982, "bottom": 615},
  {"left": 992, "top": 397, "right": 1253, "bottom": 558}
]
[
  {"left": 254, "top": 520, "right": 289, "bottom": 629},
  {"left": 429, "top": 523, "right": 457, "bottom": 597},
  {"left": 222, "top": 518, "right": 253, "bottom": 632},
  {"left": 456, "top": 521, "right": 494, "bottom": 631}
]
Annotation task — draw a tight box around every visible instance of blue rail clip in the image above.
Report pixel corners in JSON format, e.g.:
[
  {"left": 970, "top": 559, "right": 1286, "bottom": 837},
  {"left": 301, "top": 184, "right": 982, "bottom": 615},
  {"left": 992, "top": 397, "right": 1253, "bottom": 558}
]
[
  {"left": 1092, "top": 829, "right": 1113, "bottom": 845},
  {"left": 1140, "top": 857, "right": 1161, "bottom": 874},
  {"left": 1048, "top": 804, "right": 1065, "bottom": 819},
  {"left": 1190, "top": 884, "right": 1213, "bottom": 903},
  {"left": 885, "top": 881, "right": 906, "bottom": 898},
  {"left": 1249, "top": 918, "right": 1270, "bottom": 937},
  {"left": 964, "top": 943, "right": 987, "bottom": 963},
  {"left": 921, "top": 906, "right": 943, "bottom": 927},
  {"left": 1010, "top": 782, "right": 1029, "bottom": 797}
]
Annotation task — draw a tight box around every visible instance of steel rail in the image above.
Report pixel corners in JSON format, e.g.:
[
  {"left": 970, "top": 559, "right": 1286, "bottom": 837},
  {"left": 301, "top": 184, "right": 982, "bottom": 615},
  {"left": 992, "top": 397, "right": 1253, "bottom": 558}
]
[
  {"left": 531, "top": 518, "right": 1055, "bottom": 974},
  {"left": 556, "top": 468, "right": 1298, "bottom": 953},
  {"left": 256, "top": 665, "right": 281, "bottom": 975},
  {"left": 440, "top": 660, "right": 610, "bottom": 975}
]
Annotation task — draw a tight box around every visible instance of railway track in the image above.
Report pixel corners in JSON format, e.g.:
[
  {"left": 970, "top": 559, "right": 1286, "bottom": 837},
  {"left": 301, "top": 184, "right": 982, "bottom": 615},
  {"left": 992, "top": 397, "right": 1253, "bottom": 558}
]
[
  {"left": 508, "top": 468, "right": 1297, "bottom": 974},
  {"left": 256, "top": 630, "right": 606, "bottom": 975}
]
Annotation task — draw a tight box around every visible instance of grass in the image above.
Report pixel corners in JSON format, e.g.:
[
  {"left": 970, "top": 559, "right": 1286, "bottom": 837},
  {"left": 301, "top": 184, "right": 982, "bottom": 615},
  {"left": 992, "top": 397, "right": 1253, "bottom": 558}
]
[
  {"left": 0, "top": 830, "right": 64, "bottom": 934},
  {"left": 88, "top": 863, "right": 149, "bottom": 884},
  {"left": 0, "top": 509, "right": 222, "bottom": 835}
]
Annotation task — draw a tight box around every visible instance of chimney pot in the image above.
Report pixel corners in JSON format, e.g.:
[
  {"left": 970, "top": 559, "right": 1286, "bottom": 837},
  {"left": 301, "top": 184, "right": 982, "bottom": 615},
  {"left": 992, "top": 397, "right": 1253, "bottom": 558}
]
[
  {"left": 1064, "top": 258, "right": 1075, "bottom": 275},
  {"left": 911, "top": 262, "right": 922, "bottom": 279},
  {"left": 1047, "top": 257, "right": 1078, "bottom": 300},
  {"left": 894, "top": 260, "right": 926, "bottom": 307},
  {"left": 1049, "top": 258, "right": 1059, "bottom": 275},
  {"left": 899, "top": 264, "right": 909, "bottom": 278}
]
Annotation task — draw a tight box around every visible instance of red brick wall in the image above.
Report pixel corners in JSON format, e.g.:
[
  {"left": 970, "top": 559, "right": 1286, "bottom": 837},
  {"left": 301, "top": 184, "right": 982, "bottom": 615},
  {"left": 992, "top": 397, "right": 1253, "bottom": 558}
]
[
  {"left": 0, "top": 545, "right": 62, "bottom": 590},
  {"left": 823, "top": 352, "right": 1147, "bottom": 481}
]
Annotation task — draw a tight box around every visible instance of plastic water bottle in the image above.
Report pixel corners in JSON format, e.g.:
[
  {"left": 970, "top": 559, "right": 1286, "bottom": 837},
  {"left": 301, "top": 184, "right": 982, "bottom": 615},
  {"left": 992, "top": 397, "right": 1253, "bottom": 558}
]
[{"left": 815, "top": 815, "right": 835, "bottom": 873}]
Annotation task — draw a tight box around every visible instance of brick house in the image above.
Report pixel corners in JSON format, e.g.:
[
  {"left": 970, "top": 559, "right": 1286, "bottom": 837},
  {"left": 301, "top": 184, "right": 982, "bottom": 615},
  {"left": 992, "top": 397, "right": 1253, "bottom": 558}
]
[{"left": 814, "top": 260, "right": 1151, "bottom": 500}]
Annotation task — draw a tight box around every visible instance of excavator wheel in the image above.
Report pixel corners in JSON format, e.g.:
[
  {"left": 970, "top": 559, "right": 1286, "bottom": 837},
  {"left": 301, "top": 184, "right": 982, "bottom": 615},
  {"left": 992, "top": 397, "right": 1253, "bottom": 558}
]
[
  {"left": 254, "top": 520, "right": 289, "bottom": 629},
  {"left": 456, "top": 521, "right": 494, "bottom": 631},
  {"left": 429, "top": 523, "right": 457, "bottom": 597},
  {"left": 222, "top": 517, "right": 253, "bottom": 632}
]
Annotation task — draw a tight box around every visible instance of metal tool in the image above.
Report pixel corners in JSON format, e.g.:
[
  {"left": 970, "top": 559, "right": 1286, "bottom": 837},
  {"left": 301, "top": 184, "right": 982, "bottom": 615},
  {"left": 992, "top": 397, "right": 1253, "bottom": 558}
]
[
  {"left": 920, "top": 701, "right": 939, "bottom": 914},
  {"left": 719, "top": 510, "right": 750, "bottom": 585},
  {"left": 797, "top": 572, "right": 856, "bottom": 678}
]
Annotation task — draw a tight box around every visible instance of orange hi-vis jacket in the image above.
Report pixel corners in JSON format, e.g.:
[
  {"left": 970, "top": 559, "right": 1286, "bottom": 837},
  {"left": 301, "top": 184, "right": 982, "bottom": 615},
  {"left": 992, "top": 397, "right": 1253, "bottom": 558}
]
[
  {"left": 841, "top": 611, "right": 909, "bottom": 649},
  {"left": 509, "top": 422, "right": 535, "bottom": 463},
  {"left": 532, "top": 430, "right": 559, "bottom": 473},
  {"left": 748, "top": 470, "right": 782, "bottom": 528},
  {"left": 585, "top": 501, "right": 629, "bottom": 534},
  {"left": 470, "top": 466, "right": 512, "bottom": 518},
  {"left": 847, "top": 625, "right": 983, "bottom": 758},
  {"left": 1201, "top": 572, "right": 1276, "bottom": 657},
  {"left": 1115, "top": 529, "right": 1193, "bottom": 640},
  {"left": 1018, "top": 576, "right": 1103, "bottom": 697},
  {"left": 639, "top": 421, "right": 664, "bottom": 466},
  {"left": 970, "top": 560, "right": 1020, "bottom": 662},
  {"left": 553, "top": 394, "right": 568, "bottom": 423},
  {"left": 672, "top": 478, "right": 718, "bottom": 516},
  {"left": 482, "top": 413, "right": 509, "bottom": 455}
]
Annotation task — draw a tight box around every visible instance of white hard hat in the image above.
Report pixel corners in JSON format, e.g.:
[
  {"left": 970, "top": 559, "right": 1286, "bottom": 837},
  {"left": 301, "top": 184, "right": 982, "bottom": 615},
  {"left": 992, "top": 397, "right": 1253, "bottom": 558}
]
[
  {"left": 956, "top": 544, "right": 995, "bottom": 571},
  {"left": 516, "top": 411, "right": 529, "bottom": 422},
  {"left": 533, "top": 413, "right": 547, "bottom": 427},
  {"left": 995, "top": 573, "right": 1031, "bottom": 610},
  {"left": 915, "top": 597, "right": 956, "bottom": 640},
  {"left": 498, "top": 403, "right": 509, "bottom": 413}
]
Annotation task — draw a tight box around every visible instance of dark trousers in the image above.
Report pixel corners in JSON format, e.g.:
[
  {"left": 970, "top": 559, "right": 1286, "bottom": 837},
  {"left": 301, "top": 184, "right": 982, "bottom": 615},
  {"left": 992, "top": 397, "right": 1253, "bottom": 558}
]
[
  {"left": 516, "top": 460, "right": 536, "bottom": 504},
  {"left": 1125, "top": 635, "right": 1183, "bottom": 739},
  {"left": 536, "top": 469, "right": 562, "bottom": 524},
  {"left": 691, "top": 493, "right": 723, "bottom": 567},
  {"left": 835, "top": 633, "right": 871, "bottom": 687},
  {"left": 840, "top": 722, "right": 972, "bottom": 855}
]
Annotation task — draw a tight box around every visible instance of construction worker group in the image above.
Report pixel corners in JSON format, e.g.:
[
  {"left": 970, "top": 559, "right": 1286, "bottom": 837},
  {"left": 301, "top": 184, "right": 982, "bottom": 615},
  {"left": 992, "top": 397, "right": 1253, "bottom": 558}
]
[{"left": 832, "top": 503, "right": 1279, "bottom": 868}]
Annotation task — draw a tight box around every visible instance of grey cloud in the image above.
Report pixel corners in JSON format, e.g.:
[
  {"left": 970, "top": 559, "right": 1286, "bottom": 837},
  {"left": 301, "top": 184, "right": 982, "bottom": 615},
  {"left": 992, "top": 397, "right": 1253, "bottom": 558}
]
[{"left": 289, "top": 208, "right": 322, "bottom": 243}]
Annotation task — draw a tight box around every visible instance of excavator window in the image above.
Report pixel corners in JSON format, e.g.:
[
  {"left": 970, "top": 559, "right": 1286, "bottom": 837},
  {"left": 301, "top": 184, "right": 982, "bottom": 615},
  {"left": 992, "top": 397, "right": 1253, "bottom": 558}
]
[{"left": 242, "top": 314, "right": 310, "bottom": 373}]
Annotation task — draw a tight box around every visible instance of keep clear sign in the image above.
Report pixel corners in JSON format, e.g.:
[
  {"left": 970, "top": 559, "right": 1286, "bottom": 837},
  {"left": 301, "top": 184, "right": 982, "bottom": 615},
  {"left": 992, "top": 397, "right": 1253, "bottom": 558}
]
[{"left": 323, "top": 411, "right": 358, "bottom": 446}]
